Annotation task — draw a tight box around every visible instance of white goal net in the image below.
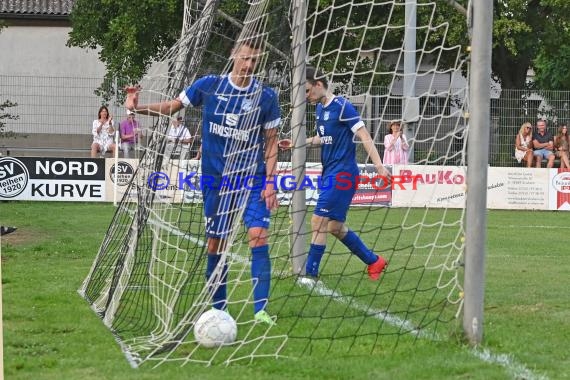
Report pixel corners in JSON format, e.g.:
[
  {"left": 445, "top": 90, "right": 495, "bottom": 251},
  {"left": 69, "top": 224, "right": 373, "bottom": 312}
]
[{"left": 79, "top": 0, "right": 469, "bottom": 367}]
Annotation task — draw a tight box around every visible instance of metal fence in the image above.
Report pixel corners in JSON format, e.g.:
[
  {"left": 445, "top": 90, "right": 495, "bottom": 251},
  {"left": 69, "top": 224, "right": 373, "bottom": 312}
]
[
  {"left": 2, "top": 75, "right": 568, "bottom": 166},
  {"left": 489, "top": 89, "right": 570, "bottom": 166}
]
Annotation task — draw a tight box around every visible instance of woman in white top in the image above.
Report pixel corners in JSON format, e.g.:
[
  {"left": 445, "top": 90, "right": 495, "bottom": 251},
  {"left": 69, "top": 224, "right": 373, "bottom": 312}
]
[
  {"left": 91, "top": 105, "right": 117, "bottom": 158},
  {"left": 514, "top": 122, "right": 533, "bottom": 167}
]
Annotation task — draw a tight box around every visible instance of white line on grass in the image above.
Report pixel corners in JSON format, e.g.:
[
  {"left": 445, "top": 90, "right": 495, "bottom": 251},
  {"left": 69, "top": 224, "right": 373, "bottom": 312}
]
[
  {"left": 380, "top": 223, "right": 570, "bottom": 230},
  {"left": 297, "top": 277, "right": 548, "bottom": 380},
  {"left": 296, "top": 277, "right": 435, "bottom": 340},
  {"left": 471, "top": 348, "right": 548, "bottom": 380},
  {"left": 149, "top": 216, "right": 548, "bottom": 380},
  {"left": 502, "top": 225, "right": 570, "bottom": 230}
]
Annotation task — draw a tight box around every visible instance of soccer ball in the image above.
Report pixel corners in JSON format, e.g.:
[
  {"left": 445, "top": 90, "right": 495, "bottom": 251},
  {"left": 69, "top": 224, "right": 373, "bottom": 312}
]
[{"left": 194, "top": 309, "right": 237, "bottom": 348}]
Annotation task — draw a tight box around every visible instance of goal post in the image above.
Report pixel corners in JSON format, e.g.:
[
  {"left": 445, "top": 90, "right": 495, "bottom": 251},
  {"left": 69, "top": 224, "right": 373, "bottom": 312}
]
[
  {"left": 464, "top": 0, "right": 493, "bottom": 345},
  {"left": 290, "top": 0, "right": 308, "bottom": 276}
]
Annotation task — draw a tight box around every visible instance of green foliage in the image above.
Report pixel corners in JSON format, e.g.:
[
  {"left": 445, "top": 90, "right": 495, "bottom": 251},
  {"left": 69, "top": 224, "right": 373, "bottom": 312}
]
[
  {"left": 424, "top": 0, "right": 570, "bottom": 91},
  {"left": 67, "top": 0, "right": 289, "bottom": 100},
  {"left": 489, "top": 1, "right": 543, "bottom": 89},
  {"left": 531, "top": 0, "right": 570, "bottom": 90},
  {"left": 67, "top": 0, "right": 183, "bottom": 102},
  {"left": 67, "top": 0, "right": 570, "bottom": 97},
  {"left": 0, "top": 22, "right": 21, "bottom": 138},
  {"left": 488, "top": 0, "right": 570, "bottom": 90},
  {"left": 0, "top": 99, "right": 20, "bottom": 139}
]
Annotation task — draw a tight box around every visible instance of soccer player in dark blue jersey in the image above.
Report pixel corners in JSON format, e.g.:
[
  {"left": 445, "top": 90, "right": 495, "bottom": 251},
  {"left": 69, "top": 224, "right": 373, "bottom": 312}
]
[
  {"left": 125, "top": 38, "right": 280, "bottom": 325},
  {"left": 280, "top": 66, "right": 389, "bottom": 281}
]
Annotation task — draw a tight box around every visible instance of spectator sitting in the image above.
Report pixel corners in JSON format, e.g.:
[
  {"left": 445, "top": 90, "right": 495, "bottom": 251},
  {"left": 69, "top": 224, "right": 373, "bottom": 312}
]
[
  {"left": 554, "top": 123, "right": 570, "bottom": 168},
  {"left": 164, "top": 116, "right": 193, "bottom": 161},
  {"left": 119, "top": 110, "right": 143, "bottom": 158},
  {"left": 532, "top": 119, "right": 555, "bottom": 168},
  {"left": 91, "top": 105, "right": 117, "bottom": 158},
  {"left": 514, "top": 122, "right": 534, "bottom": 167},
  {"left": 383, "top": 120, "right": 409, "bottom": 164}
]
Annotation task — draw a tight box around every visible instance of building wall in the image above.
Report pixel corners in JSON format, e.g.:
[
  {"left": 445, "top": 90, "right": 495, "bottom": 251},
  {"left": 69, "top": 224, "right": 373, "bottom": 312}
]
[
  {"left": 0, "top": 23, "right": 166, "bottom": 156},
  {"left": 0, "top": 25, "right": 104, "bottom": 77}
]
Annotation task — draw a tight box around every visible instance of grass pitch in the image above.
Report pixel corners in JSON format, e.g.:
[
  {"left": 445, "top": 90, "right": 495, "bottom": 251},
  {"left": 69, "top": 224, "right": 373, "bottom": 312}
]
[{"left": 1, "top": 201, "right": 569, "bottom": 379}]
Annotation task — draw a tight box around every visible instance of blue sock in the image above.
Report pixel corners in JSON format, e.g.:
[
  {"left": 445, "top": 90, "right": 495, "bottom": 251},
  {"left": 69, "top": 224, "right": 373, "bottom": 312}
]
[
  {"left": 306, "top": 243, "right": 326, "bottom": 277},
  {"left": 251, "top": 245, "right": 271, "bottom": 313},
  {"left": 205, "top": 254, "right": 227, "bottom": 310},
  {"left": 340, "top": 230, "right": 377, "bottom": 265}
]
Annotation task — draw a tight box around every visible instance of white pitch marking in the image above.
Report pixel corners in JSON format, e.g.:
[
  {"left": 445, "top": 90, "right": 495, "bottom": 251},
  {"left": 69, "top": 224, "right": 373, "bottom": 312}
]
[
  {"left": 296, "top": 277, "right": 548, "bottom": 380},
  {"left": 471, "top": 348, "right": 548, "bottom": 380}
]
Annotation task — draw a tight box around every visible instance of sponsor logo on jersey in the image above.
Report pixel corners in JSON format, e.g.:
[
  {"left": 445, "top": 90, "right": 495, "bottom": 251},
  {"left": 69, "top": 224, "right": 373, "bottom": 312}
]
[
  {"left": 323, "top": 111, "right": 330, "bottom": 121},
  {"left": 209, "top": 122, "right": 249, "bottom": 142},
  {"left": 241, "top": 98, "right": 254, "bottom": 112},
  {"left": 217, "top": 95, "right": 229, "bottom": 102},
  {"left": 225, "top": 113, "right": 239, "bottom": 127}
]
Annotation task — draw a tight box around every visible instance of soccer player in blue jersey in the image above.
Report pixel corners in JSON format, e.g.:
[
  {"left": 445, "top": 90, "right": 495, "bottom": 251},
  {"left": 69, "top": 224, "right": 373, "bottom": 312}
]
[
  {"left": 125, "top": 37, "right": 280, "bottom": 326},
  {"left": 280, "top": 66, "right": 389, "bottom": 281}
]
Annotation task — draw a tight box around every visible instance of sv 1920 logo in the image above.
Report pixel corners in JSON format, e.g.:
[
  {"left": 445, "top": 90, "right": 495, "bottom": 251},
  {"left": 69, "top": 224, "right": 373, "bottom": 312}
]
[{"left": 0, "top": 157, "right": 29, "bottom": 198}]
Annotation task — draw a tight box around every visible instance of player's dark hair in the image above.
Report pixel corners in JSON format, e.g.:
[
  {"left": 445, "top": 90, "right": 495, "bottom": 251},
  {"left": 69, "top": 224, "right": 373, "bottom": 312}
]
[{"left": 306, "top": 66, "right": 329, "bottom": 89}]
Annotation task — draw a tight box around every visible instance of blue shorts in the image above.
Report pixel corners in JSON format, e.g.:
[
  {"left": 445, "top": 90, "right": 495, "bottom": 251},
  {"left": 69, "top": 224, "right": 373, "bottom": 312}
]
[
  {"left": 533, "top": 149, "right": 554, "bottom": 160},
  {"left": 203, "top": 182, "right": 270, "bottom": 238},
  {"left": 314, "top": 173, "right": 356, "bottom": 223}
]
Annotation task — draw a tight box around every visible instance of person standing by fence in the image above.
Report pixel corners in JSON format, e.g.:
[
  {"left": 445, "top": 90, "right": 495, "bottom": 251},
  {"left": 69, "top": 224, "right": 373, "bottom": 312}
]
[{"left": 383, "top": 120, "right": 409, "bottom": 165}]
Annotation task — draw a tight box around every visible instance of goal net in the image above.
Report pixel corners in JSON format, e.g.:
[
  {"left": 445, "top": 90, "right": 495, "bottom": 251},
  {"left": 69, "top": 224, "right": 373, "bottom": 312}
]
[{"left": 79, "top": 0, "right": 469, "bottom": 367}]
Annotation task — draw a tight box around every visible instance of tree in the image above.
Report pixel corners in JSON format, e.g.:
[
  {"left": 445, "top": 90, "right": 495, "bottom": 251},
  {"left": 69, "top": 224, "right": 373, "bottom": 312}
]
[
  {"left": 428, "top": 0, "right": 570, "bottom": 91},
  {"left": 67, "top": 0, "right": 183, "bottom": 102},
  {"left": 68, "top": 0, "right": 570, "bottom": 94},
  {"left": 67, "top": 0, "right": 287, "bottom": 101},
  {"left": 531, "top": 0, "right": 570, "bottom": 90}
]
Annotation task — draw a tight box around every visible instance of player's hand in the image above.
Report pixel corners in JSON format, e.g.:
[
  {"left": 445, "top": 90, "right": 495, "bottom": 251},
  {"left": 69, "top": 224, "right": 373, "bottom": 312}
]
[
  {"left": 377, "top": 165, "right": 391, "bottom": 181},
  {"left": 278, "top": 139, "right": 292, "bottom": 150},
  {"left": 262, "top": 181, "right": 278, "bottom": 211},
  {"left": 125, "top": 85, "right": 141, "bottom": 111}
]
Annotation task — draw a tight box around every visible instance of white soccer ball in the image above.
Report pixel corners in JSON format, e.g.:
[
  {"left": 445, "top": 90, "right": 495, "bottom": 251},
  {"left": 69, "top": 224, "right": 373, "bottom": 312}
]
[{"left": 194, "top": 309, "right": 237, "bottom": 348}]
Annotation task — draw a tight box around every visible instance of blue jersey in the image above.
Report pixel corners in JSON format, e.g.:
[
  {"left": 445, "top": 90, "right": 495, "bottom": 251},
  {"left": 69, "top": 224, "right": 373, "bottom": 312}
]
[
  {"left": 179, "top": 74, "right": 280, "bottom": 178},
  {"left": 316, "top": 96, "right": 364, "bottom": 177}
]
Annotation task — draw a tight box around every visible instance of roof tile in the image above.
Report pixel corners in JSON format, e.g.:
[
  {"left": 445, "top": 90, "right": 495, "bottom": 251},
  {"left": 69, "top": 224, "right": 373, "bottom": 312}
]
[{"left": 0, "top": 0, "right": 75, "bottom": 16}]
